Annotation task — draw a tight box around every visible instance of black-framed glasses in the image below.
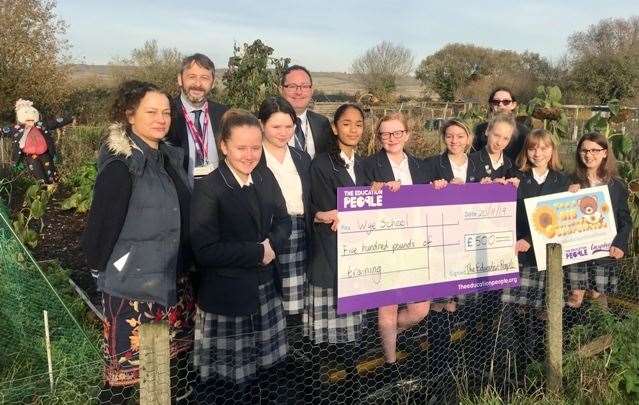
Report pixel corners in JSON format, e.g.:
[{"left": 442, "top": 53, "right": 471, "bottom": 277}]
[
  {"left": 579, "top": 148, "right": 605, "bottom": 155},
  {"left": 283, "top": 83, "right": 312, "bottom": 92},
  {"left": 490, "top": 99, "right": 513, "bottom": 106},
  {"left": 379, "top": 130, "right": 406, "bottom": 140}
]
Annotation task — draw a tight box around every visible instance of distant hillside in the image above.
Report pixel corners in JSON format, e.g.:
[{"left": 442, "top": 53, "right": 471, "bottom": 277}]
[{"left": 68, "top": 64, "right": 425, "bottom": 97}]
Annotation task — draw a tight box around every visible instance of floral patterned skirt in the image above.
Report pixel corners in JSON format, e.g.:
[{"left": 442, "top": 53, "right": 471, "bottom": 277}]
[{"left": 102, "top": 276, "right": 196, "bottom": 387}]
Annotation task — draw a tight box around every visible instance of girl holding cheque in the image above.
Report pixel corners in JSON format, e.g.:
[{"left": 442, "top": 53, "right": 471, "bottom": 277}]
[
  {"left": 361, "top": 112, "right": 431, "bottom": 365},
  {"left": 469, "top": 112, "right": 520, "bottom": 186},
  {"left": 566, "top": 132, "right": 631, "bottom": 308},
  {"left": 305, "top": 104, "right": 366, "bottom": 347},
  {"left": 426, "top": 118, "right": 478, "bottom": 185}
]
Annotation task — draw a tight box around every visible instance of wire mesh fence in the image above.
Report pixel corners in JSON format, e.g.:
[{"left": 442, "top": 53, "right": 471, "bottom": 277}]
[{"left": 1, "top": 191, "right": 638, "bottom": 404}]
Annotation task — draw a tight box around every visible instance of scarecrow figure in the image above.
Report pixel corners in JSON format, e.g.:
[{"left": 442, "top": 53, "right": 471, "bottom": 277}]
[{"left": 1, "top": 99, "right": 72, "bottom": 183}]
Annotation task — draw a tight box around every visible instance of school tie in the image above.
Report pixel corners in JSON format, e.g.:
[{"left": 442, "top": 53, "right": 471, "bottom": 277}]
[
  {"left": 294, "top": 117, "right": 306, "bottom": 152},
  {"left": 192, "top": 109, "right": 204, "bottom": 165}
]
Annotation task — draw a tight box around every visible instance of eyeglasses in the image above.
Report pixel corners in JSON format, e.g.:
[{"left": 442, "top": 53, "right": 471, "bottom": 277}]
[
  {"left": 579, "top": 148, "right": 605, "bottom": 156},
  {"left": 283, "top": 83, "right": 312, "bottom": 92},
  {"left": 490, "top": 99, "right": 513, "bottom": 106},
  {"left": 379, "top": 130, "right": 406, "bottom": 140}
]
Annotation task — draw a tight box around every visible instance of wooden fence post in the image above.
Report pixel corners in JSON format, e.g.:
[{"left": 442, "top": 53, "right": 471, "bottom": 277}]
[
  {"left": 139, "top": 321, "right": 171, "bottom": 405},
  {"left": 546, "top": 243, "right": 563, "bottom": 394}
]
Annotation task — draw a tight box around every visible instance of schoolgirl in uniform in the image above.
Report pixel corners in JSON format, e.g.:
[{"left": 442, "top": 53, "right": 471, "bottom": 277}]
[
  {"left": 257, "top": 97, "right": 312, "bottom": 317},
  {"left": 190, "top": 109, "right": 292, "bottom": 384},
  {"left": 305, "top": 103, "right": 366, "bottom": 345},
  {"left": 426, "top": 118, "right": 478, "bottom": 186},
  {"left": 361, "top": 112, "right": 431, "bottom": 365},
  {"left": 490, "top": 128, "right": 570, "bottom": 368},
  {"left": 469, "top": 112, "right": 520, "bottom": 186},
  {"left": 501, "top": 129, "right": 570, "bottom": 309},
  {"left": 566, "top": 132, "right": 631, "bottom": 308}
]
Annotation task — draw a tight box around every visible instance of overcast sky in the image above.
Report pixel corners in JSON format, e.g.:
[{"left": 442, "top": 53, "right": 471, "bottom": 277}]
[{"left": 57, "top": 1, "right": 638, "bottom": 71}]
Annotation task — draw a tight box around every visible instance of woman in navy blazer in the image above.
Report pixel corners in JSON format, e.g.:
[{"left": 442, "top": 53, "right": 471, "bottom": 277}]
[
  {"left": 257, "top": 96, "right": 313, "bottom": 317},
  {"left": 361, "top": 112, "right": 431, "bottom": 365},
  {"left": 190, "top": 109, "right": 292, "bottom": 384}
]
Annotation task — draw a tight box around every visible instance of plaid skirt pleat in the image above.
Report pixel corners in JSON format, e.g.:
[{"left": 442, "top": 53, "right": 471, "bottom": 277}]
[
  {"left": 277, "top": 215, "right": 307, "bottom": 315},
  {"left": 501, "top": 265, "right": 546, "bottom": 308},
  {"left": 193, "top": 279, "right": 288, "bottom": 384},
  {"left": 303, "top": 284, "right": 364, "bottom": 344},
  {"left": 568, "top": 259, "right": 619, "bottom": 294}
]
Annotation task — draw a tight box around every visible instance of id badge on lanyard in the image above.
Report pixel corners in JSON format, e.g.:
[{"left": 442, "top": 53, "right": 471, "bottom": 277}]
[{"left": 182, "top": 104, "right": 210, "bottom": 163}]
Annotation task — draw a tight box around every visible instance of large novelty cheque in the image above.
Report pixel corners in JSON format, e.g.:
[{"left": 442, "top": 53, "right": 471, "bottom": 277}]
[
  {"left": 336, "top": 183, "right": 519, "bottom": 314},
  {"left": 524, "top": 185, "right": 617, "bottom": 271}
]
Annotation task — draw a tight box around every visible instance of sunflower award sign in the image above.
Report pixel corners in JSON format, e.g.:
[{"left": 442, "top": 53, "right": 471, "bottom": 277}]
[
  {"left": 336, "top": 183, "right": 519, "bottom": 314},
  {"left": 524, "top": 185, "right": 617, "bottom": 270}
]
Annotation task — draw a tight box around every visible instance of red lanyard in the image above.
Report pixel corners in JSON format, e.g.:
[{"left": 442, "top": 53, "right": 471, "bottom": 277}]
[{"left": 181, "top": 103, "right": 209, "bottom": 160}]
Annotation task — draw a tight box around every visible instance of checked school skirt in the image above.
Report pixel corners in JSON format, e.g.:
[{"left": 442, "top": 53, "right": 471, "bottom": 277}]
[
  {"left": 193, "top": 279, "right": 288, "bottom": 384},
  {"left": 501, "top": 263, "right": 589, "bottom": 308},
  {"left": 277, "top": 215, "right": 307, "bottom": 315},
  {"left": 303, "top": 284, "right": 364, "bottom": 344},
  {"left": 566, "top": 258, "right": 618, "bottom": 295}
]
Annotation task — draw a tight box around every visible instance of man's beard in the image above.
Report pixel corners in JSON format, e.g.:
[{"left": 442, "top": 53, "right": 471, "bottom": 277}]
[{"left": 181, "top": 87, "right": 208, "bottom": 106}]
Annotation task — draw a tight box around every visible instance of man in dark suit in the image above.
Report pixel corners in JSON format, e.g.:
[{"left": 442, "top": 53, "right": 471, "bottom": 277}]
[
  {"left": 168, "top": 53, "right": 228, "bottom": 185},
  {"left": 279, "top": 65, "right": 334, "bottom": 158}
]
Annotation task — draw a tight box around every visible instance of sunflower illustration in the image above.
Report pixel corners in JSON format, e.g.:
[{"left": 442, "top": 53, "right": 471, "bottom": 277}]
[{"left": 532, "top": 205, "right": 559, "bottom": 238}]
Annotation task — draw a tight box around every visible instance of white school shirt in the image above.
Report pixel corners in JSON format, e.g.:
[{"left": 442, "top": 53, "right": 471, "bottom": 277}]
[
  {"left": 489, "top": 152, "right": 504, "bottom": 170},
  {"left": 287, "top": 109, "right": 316, "bottom": 158},
  {"left": 533, "top": 169, "right": 549, "bottom": 185},
  {"left": 263, "top": 146, "right": 304, "bottom": 215},
  {"left": 388, "top": 153, "right": 413, "bottom": 185},
  {"left": 340, "top": 151, "right": 356, "bottom": 184},
  {"left": 180, "top": 94, "right": 220, "bottom": 183},
  {"left": 448, "top": 154, "right": 469, "bottom": 183},
  {"left": 225, "top": 160, "right": 253, "bottom": 187}
]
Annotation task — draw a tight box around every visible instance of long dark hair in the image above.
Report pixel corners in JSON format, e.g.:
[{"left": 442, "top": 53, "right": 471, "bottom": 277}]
[
  {"left": 573, "top": 132, "right": 618, "bottom": 186},
  {"left": 111, "top": 80, "right": 169, "bottom": 131},
  {"left": 328, "top": 103, "right": 365, "bottom": 168}
]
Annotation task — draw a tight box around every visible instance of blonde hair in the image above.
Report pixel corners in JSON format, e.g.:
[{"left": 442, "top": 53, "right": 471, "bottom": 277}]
[
  {"left": 375, "top": 112, "right": 409, "bottom": 137},
  {"left": 516, "top": 128, "right": 562, "bottom": 172},
  {"left": 486, "top": 112, "right": 516, "bottom": 134},
  {"left": 440, "top": 119, "right": 474, "bottom": 153}
]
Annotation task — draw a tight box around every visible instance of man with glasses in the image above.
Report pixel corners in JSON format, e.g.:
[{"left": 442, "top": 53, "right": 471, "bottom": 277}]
[
  {"left": 472, "top": 87, "right": 530, "bottom": 160},
  {"left": 168, "top": 53, "right": 229, "bottom": 185},
  {"left": 279, "top": 65, "right": 334, "bottom": 158}
]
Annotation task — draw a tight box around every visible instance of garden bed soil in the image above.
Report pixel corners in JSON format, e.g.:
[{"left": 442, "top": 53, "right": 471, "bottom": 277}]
[{"left": 9, "top": 184, "right": 97, "bottom": 304}]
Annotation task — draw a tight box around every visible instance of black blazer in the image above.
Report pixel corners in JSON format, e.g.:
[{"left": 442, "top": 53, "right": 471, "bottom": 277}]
[
  {"left": 308, "top": 152, "right": 366, "bottom": 288},
  {"left": 257, "top": 145, "right": 313, "bottom": 251},
  {"left": 307, "top": 109, "right": 334, "bottom": 156},
  {"left": 517, "top": 170, "right": 570, "bottom": 266},
  {"left": 473, "top": 121, "right": 530, "bottom": 161},
  {"left": 424, "top": 152, "right": 480, "bottom": 183},
  {"left": 167, "top": 97, "right": 229, "bottom": 172},
  {"left": 469, "top": 147, "right": 518, "bottom": 181},
  {"left": 190, "top": 161, "right": 292, "bottom": 316},
  {"left": 361, "top": 149, "right": 430, "bottom": 185}
]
